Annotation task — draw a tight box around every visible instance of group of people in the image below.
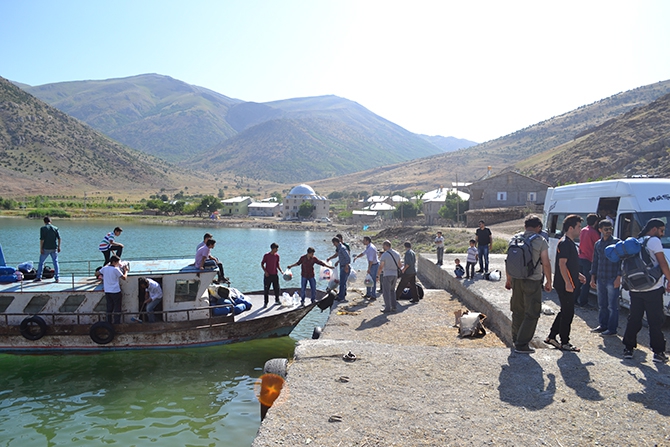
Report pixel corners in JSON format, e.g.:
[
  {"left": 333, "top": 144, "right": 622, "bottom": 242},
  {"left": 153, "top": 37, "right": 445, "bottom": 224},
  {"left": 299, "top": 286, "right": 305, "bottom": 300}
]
[
  {"left": 506, "top": 213, "right": 669, "bottom": 363},
  {"left": 435, "top": 220, "right": 491, "bottom": 280}
]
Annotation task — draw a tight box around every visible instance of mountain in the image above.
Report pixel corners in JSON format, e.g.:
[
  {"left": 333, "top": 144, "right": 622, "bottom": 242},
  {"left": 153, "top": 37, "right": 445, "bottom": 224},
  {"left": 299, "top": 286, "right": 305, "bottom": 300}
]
[
  {"left": 0, "top": 76, "right": 197, "bottom": 196},
  {"left": 192, "top": 95, "right": 444, "bottom": 182},
  {"left": 308, "top": 80, "right": 670, "bottom": 193},
  {"left": 24, "top": 74, "right": 241, "bottom": 162},
  {"left": 418, "top": 134, "right": 478, "bottom": 152},
  {"left": 22, "top": 76, "right": 444, "bottom": 181},
  {"left": 513, "top": 92, "right": 670, "bottom": 184}
]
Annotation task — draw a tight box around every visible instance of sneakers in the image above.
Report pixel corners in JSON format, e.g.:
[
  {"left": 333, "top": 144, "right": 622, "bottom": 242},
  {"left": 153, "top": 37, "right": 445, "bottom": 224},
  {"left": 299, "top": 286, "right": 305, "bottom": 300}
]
[
  {"left": 514, "top": 345, "right": 535, "bottom": 354},
  {"left": 544, "top": 338, "right": 561, "bottom": 349},
  {"left": 653, "top": 352, "right": 669, "bottom": 363},
  {"left": 590, "top": 326, "right": 606, "bottom": 333},
  {"left": 601, "top": 330, "right": 617, "bottom": 336},
  {"left": 623, "top": 348, "right": 634, "bottom": 359}
]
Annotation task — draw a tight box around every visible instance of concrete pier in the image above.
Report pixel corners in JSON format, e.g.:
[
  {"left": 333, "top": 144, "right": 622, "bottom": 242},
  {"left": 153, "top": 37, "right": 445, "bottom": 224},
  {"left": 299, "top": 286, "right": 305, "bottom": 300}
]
[{"left": 253, "top": 253, "right": 670, "bottom": 446}]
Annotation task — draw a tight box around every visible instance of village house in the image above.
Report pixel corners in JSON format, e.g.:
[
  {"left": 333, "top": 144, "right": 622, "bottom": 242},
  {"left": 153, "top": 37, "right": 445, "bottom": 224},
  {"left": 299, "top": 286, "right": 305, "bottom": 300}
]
[
  {"left": 220, "top": 196, "right": 252, "bottom": 216},
  {"left": 421, "top": 185, "right": 470, "bottom": 225},
  {"left": 248, "top": 201, "right": 281, "bottom": 217}
]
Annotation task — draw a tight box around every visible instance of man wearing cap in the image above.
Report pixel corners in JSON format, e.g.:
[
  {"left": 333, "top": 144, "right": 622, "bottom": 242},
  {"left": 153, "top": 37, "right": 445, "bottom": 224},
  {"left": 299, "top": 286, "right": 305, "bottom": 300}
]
[
  {"left": 622, "top": 218, "right": 670, "bottom": 363},
  {"left": 35, "top": 216, "right": 61, "bottom": 282}
]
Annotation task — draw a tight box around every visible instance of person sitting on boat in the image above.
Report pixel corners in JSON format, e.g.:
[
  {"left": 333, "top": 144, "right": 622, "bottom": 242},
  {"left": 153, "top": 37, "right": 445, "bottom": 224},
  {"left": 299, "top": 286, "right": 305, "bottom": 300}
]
[
  {"left": 99, "top": 227, "right": 124, "bottom": 266},
  {"left": 196, "top": 233, "right": 213, "bottom": 252},
  {"left": 261, "top": 243, "right": 284, "bottom": 307},
  {"left": 195, "top": 239, "right": 226, "bottom": 283},
  {"left": 287, "top": 247, "right": 334, "bottom": 306},
  {"left": 100, "top": 255, "right": 128, "bottom": 324},
  {"left": 139, "top": 277, "right": 163, "bottom": 323}
]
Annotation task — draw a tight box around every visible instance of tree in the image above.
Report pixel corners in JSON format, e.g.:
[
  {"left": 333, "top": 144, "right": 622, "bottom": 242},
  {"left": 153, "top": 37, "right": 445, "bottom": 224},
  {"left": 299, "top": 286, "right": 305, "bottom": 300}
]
[
  {"left": 270, "top": 192, "right": 283, "bottom": 203},
  {"left": 438, "top": 192, "right": 469, "bottom": 221},
  {"left": 194, "top": 195, "right": 220, "bottom": 217},
  {"left": 393, "top": 202, "right": 419, "bottom": 219},
  {"left": 298, "top": 201, "right": 315, "bottom": 218}
]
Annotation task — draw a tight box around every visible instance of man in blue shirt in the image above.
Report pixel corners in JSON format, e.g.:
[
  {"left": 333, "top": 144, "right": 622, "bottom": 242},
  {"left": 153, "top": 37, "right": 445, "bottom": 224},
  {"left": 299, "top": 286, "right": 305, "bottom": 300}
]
[
  {"left": 589, "top": 220, "right": 621, "bottom": 336},
  {"left": 331, "top": 237, "right": 351, "bottom": 302}
]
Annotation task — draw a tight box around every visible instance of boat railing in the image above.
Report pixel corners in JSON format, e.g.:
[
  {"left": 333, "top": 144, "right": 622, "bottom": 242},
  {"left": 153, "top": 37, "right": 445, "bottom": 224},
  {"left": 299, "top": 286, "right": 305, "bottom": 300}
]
[{"left": 0, "top": 302, "right": 235, "bottom": 326}]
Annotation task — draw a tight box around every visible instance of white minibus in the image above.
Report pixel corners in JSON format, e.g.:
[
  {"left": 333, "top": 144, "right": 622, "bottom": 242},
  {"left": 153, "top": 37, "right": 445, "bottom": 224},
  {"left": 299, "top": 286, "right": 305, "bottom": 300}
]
[{"left": 543, "top": 178, "right": 670, "bottom": 315}]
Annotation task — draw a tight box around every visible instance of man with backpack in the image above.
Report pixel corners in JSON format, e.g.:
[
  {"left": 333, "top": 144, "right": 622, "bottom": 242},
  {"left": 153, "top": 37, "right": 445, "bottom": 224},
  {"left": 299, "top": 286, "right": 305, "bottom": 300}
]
[
  {"left": 622, "top": 218, "right": 670, "bottom": 363},
  {"left": 504, "top": 215, "right": 552, "bottom": 354},
  {"left": 589, "top": 220, "right": 622, "bottom": 336}
]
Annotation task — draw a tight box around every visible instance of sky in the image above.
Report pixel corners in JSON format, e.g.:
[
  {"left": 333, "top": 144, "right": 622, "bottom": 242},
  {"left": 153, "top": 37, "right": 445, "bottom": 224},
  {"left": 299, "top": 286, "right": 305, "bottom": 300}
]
[{"left": 2, "top": 0, "right": 670, "bottom": 143}]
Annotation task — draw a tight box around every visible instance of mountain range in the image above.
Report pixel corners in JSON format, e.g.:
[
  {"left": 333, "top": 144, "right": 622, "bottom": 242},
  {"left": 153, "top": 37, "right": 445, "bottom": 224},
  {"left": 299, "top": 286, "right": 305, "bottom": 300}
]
[{"left": 4, "top": 73, "right": 670, "bottom": 197}]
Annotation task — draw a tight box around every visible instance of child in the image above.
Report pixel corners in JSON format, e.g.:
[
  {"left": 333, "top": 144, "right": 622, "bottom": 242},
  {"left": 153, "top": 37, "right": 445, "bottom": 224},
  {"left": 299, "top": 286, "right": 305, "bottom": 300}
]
[
  {"left": 454, "top": 258, "right": 465, "bottom": 279},
  {"left": 466, "top": 239, "right": 478, "bottom": 279}
]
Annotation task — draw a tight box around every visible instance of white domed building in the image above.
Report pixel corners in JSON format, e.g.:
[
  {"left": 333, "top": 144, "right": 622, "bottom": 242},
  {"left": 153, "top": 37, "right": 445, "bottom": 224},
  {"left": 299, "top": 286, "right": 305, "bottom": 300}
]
[{"left": 283, "top": 184, "right": 330, "bottom": 220}]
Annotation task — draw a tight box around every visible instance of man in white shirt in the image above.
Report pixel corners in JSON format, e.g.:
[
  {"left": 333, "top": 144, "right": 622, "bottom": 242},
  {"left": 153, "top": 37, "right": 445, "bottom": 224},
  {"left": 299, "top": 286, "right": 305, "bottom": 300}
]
[
  {"left": 354, "top": 236, "right": 379, "bottom": 299},
  {"left": 99, "top": 255, "right": 128, "bottom": 324},
  {"left": 140, "top": 277, "right": 163, "bottom": 323},
  {"left": 434, "top": 231, "right": 445, "bottom": 266}
]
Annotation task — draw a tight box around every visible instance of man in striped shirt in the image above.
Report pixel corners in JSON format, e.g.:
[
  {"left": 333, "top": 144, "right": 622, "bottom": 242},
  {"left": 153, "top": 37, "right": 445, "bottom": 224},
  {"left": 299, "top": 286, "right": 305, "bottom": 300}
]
[{"left": 99, "top": 227, "right": 124, "bottom": 265}]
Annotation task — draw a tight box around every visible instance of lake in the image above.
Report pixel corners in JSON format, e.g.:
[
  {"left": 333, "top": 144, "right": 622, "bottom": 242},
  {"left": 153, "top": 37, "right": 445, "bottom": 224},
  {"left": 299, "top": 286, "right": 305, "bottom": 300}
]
[{"left": 0, "top": 217, "right": 342, "bottom": 446}]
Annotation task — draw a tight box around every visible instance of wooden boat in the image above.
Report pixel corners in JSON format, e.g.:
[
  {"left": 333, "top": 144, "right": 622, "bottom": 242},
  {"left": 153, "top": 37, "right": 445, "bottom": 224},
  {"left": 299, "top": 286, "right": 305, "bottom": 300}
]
[{"left": 0, "top": 258, "right": 333, "bottom": 352}]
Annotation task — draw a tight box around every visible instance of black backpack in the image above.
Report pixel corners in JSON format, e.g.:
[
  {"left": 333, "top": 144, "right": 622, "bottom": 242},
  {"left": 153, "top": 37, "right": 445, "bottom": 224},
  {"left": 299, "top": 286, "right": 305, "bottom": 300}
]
[
  {"left": 621, "top": 236, "right": 663, "bottom": 291},
  {"left": 505, "top": 233, "right": 540, "bottom": 279}
]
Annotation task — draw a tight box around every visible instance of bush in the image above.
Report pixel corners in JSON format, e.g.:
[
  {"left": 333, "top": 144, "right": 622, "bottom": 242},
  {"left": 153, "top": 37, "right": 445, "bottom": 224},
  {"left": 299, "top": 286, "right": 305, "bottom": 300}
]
[
  {"left": 491, "top": 238, "right": 509, "bottom": 254},
  {"left": 27, "top": 209, "right": 70, "bottom": 219}
]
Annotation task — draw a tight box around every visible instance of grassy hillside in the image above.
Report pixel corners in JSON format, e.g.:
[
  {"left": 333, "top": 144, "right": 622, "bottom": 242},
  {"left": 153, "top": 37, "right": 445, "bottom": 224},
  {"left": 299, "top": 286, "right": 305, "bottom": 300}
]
[
  {"left": 24, "top": 74, "right": 241, "bottom": 161},
  {"left": 516, "top": 93, "right": 670, "bottom": 184},
  {"left": 0, "top": 76, "right": 204, "bottom": 196}
]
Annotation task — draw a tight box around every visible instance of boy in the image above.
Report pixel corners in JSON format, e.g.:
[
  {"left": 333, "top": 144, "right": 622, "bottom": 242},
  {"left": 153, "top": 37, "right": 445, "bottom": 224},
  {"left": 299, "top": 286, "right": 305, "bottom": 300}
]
[
  {"left": 454, "top": 258, "right": 465, "bottom": 279},
  {"left": 465, "top": 239, "right": 478, "bottom": 279}
]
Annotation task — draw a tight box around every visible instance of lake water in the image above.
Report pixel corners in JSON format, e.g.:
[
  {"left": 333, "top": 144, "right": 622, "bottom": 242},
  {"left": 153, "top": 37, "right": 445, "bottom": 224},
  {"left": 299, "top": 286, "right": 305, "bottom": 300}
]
[{"left": 0, "top": 217, "right": 343, "bottom": 446}]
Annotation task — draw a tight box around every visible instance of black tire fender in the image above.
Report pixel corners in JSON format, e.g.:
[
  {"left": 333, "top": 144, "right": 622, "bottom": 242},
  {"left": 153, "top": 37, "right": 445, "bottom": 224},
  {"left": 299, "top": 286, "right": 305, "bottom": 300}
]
[
  {"left": 312, "top": 326, "right": 323, "bottom": 339},
  {"left": 90, "top": 321, "right": 115, "bottom": 345},
  {"left": 20, "top": 316, "right": 47, "bottom": 341}
]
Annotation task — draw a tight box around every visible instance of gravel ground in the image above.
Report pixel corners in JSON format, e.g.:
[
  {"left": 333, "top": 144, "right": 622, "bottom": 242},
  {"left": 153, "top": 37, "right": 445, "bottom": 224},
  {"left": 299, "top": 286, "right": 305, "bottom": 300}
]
[{"left": 253, "top": 254, "right": 670, "bottom": 447}]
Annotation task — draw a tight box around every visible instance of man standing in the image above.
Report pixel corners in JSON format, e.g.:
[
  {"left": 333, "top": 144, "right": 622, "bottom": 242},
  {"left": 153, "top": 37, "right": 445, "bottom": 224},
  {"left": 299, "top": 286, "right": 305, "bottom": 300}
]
[
  {"left": 434, "top": 231, "right": 445, "bottom": 266},
  {"left": 377, "top": 240, "right": 401, "bottom": 313},
  {"left": 505, "top": 215, "right": 552, "bottom": 354},
  {"left": 330, "top": 237, "right": 351, "bottom": 302},
  {"left": 475, "top": 220, "right": 492, "bottom": 273},
  {"left": 576, "top": 213, "right": 601, "bottom": 307},
  {"left": 622, "top": 218, "right": 670, "bottom": 363},
  {"left": 589, "top": 220, "right": 621, "bottom": 336},
  {"left": 395, "top": 241, "right": 419, "bottom": 303},
  {"left": 35, "top": 216, "right": 61, "bottom": 283},
  {"left": 354, "top": 236, "right": 379, "bottom": 299},
  {"left": 100, "top": 255, "right": 128, "bottom": 324},
  {"left": 99, "top": 227, "right": 123, "bottom": 265},
  {"left": 139, "top": 277, "right": 163, "bottom": 323},
  {"left": 287, "top": 247, "right": 333, "bottom": 305},
  {"left": 261, "top": 243, "right": 284, "bottom": 307},
  {"left": 546, "top": 215, "right": 586, "bottom": 352}
]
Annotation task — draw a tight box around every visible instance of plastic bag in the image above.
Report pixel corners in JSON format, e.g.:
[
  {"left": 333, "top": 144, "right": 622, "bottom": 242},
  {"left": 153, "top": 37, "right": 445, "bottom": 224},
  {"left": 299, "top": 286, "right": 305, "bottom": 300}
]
[
  {"left": 292, "top": 292, "right": 301, "bottom": 305},
  {"left": 319, "top": 266, "right": 331, "bottom": 281},
  {"left": 348, "top": 269, "right": 357, "bottom": 282},
  {"left": 280, "top": 292, "right": 293, "bottom": 307},
  {"left": 283, "top": 269, "right": 293, "bottom": 281},
  {"left": 364, "top": 273, "right": 374, "bottom": 287}
]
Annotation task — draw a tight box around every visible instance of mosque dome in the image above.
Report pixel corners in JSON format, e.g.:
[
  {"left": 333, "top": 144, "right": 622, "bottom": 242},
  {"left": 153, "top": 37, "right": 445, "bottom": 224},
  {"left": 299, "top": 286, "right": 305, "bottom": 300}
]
[{"left": 288, "top": 184, "right": 317, "bottom": 196}]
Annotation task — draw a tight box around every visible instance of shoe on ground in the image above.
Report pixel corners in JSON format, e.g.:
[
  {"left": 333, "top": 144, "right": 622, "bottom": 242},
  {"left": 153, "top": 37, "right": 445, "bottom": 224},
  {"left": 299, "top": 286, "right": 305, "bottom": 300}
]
[
  {"left": 590, "top": 326, "right": 606, "bottom": 333},
  {"left": 653, "top": 352, "right": 669, "bottom": 363},
  {"left": 369, "top": 296, "right": 377, "bottom": 301},
  {"left": 544, "top": 338, "right": 561, "bottom": 349},
  {"left": 33, "top": 278, "right": 42, "bottom": 282},
  {"left": 601, "top": 330, "right": 617, "bottom": 336},
  {"left": 54, "top": 278, "right": 59, "bottom": 283},
  {"left": 623, "top": 348, "right": 634, "bottom": 359},
  {"left": 514, "top": 345, "right": 535, "bottom": 354},
  {"left": 476, "top": 269, "right": 483, "bottom": 273},
  {"left": 274, "top": 300, "right": 280, "bottom": 305},
  {"left": 409, "top": 299, "right": 419, "bottom": 303},
  {"left": 561, "top": 343, "right": 580, "bottom": 352}
]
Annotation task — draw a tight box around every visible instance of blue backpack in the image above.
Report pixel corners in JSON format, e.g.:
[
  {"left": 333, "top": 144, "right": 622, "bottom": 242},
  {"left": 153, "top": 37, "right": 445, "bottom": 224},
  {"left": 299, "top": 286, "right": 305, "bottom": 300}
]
[{"left": 607, "top": 237, "right": 663, "bottom": 291}]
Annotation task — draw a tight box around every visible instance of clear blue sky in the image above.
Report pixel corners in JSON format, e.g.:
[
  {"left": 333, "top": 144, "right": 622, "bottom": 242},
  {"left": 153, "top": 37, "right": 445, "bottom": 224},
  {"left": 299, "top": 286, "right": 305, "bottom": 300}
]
[{"left": 2, "top": 0, "right": 669, "bottom": 143}]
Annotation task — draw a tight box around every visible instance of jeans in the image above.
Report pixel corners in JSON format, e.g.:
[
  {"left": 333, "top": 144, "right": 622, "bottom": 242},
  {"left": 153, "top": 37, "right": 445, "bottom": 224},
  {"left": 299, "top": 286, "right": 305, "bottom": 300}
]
[
  {"left": 466, "top": 262, "right": 476, "bottom": 278},
  {"left": 37, "top": 249, "right": 59, "bottom": 280},
  {"left": 106, "top": 291, "right": 122, "bottom": 324},
  {"left": 623, "top": 287, "right": 666, "bottom": 353},
  {"left": 264, "top": 274, "right": 280, "bottom": 305},
  {"left": 478, "top": 246, "right": 489, "bottom": 272},
  {"left": 146, "top": 298, "right": 162, "bottom": 323},
  {"left": 338, "top": 265, "right": 350, "bottom": 301},
  {"left": 597, "top": 279, "right": 620, "bottom": 332},
  {"left": 102, "top": 246, "right": 123, "bottom": 265},
  {"left": 510, "top": 278, "right": 543, "bottom": 348},
  {"left": 367, "top": 263, "right": 379, "bottom": 298},
  {"left": 300, "top": 277, "right": 317, "bottom": 301},
  {"left": 576, "top": 259, "right": 592, "bottom": 306},
  {"left": 549, "top": 288, "right": 576, "bottom": 345},
  {"left": 436, "top": 246, "right": 444, "bottom": 265}
]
